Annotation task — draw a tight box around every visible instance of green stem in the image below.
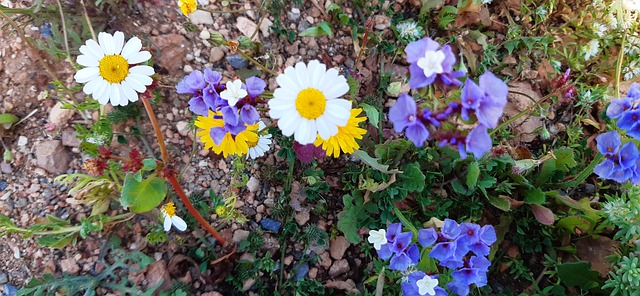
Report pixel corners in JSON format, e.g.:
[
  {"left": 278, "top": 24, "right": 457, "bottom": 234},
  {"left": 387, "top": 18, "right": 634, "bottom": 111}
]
[
  {"left": 235, "top": 49, "right": 277, "bottom": 76},
  {"left": 250, "top": 0, "right": 272, "bottom": 40},
  {"left": 615, "top": 34, "right": 626, "bottom": 99}
]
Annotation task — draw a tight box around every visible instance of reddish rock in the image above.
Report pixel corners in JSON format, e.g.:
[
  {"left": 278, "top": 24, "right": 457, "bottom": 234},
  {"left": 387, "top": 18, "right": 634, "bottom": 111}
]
[
  {"left": 150, "top": 34, "right": 188, "bottom": 73},
  {"left": 35, "top": 140, "right": 70, "bottom": 174}
]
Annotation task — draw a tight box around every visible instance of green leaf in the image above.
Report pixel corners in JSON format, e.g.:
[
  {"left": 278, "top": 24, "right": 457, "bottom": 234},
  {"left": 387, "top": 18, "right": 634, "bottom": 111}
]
[
  {"left": 133, "top": 171, "right": 143, "bottom": 182},
  {"left": 37, "top": 232, "right": 77, "bottom": 248},
  {"left": 360, "top": 103, "right": 379, "bottom": 128},
  {"left": 523, "top": 188, "right": 545, "bottom": 204},
  {"left": 451, "top": 179, "right": 469, "bottom": 195},
  {"left": 318, "top": 21, "right": 333, "bottom": 37},
  {"left": 488, "top": 196, "right": 511, "bottom": 211},
  {"left": 557, "top": 261, "right": 600, "bottom": 288},
  {"left": 503, "top": 40, "right": 519, "bottom": 55},
  {"left": 337, "top": 191, "right": 378, "bottom": 243},
  {"left": 142, "top": 158, "right": 157, "bottom": 171},
  {"left": 398, "top": 162, "right": 425, "bottom": 192},
  {"left": 0, "top": 113, "right": 19, "bottom": 128},
  {"left": 120, "top": 173, "right": 167, "bottom": 213},
  {"left": 466, "top": 161, "right": 480, "bottom": 189},
  {"left": 556, "top": 216, "right": 593, "bottom": 234},
  {"left": 553, "top": 147, "right": 577, "bottom": 172},
  {"left": 326, "top": 3, "right": 340, "bottom": 13},
  {"left": 353, "top": 150, "right": 401, "bottom": 174}
]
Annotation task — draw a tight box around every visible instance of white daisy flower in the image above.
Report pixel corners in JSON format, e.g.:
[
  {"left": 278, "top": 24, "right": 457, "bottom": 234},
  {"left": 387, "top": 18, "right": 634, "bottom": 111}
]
[
  {"left": 220, "top": 79, "right": 248, "bottom": 106},
  {"left": 161, "top": 202, "right": 187, "bottom": 232},
  {"left": 247, "top": 121, "right": 272, "bottom": 159},
  {"left": 268, "top": 60, "right": 351, "bottom": 144},
  {"left": 583, "top": 39, "right": 600, "bottom": 60},
  {"left": 592, "top": 22, "right": 608, "bottom": 37},
  {"left": 74, "top": 31, "right": 154, "bottom": 106},
  {"left": 367, "top": 229, "right": 387, "bottom": 250}
]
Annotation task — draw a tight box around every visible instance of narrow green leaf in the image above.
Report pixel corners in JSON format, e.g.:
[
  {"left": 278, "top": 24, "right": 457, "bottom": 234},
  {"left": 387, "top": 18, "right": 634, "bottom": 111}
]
[
  {"left": 0, "top": 113, "right": 19, "bottom": 125},
  {"left": 318, "top": 21, "right": 333, "bottom": 37},
  {"left": 299, "top": 26, "right": 327, "bottom": 37},
  {"left": 353, "top": 150, "right": 401, "bottom": 174},
  {"left": 120, "top": 174, "right": 167, "bottom": 213},
  {"left": 488, "top": 196, "right": 511, "bottom": 211}
]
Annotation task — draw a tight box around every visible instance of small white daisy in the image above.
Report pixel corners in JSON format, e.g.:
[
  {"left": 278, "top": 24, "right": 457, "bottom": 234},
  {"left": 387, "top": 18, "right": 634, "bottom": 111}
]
[
  {"left": 592, "top": 22, "right": 608, "bottom": 38},
  {"left": 161, "top": 202, "right": 187, "bottom": 232},
  {"left": 268, "top": 60, "right": 351, "bottom": 144},
  {"left": 247, "top": 121, "right": 272, "bottom": 159},
  {"left": 74, "top": 32, "right": 154, "bottom": 106},
  {"left": 416, "top": 275, "right": 439, "bottom": 296},
  {"left": 220, "top": 79, "right": 248, "bottom": 106},
  {"left": 583, "top": 39, "right": 600, "bottom": 60},
  {"left": 367, "top": 229, "right": 387, "bottom": 250}
]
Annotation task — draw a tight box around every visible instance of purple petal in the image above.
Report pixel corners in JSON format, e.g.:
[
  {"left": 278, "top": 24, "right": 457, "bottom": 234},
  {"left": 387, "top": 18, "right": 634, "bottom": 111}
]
[
  {"left": 594, "top": 159, "right": 615, "bottom": 179},
  {"left": 245, "top": 76, "right": 267, "bottom": 98},
  {"left": 210, "top": 127, "right": 227, "bottom": 145},
  {"left": 406, "top": 123, "right": 430, "bottom": 147},
  {"left": 596, "top": 131, "right": 621, "bottom": 156},
  {"left": 418, "top": 228, "right": 438, "bottom": 247},
  {"left": 389, "top": 94, "right": 417, "bottom": 133},
  {"left": 188, "top": 96, "right": 209, "bottom": 116},
  {"left": 479, "top": 71, "right": 508, "bottom": 105},
  {"left": 203, "top": 68, "right": 222, "bottom": 86},
  {"left": 240, "top": 105, "right": 260, "bottom": 125},
  {"left": 409, "top": 63, "right": 436, "bottom": 89},
  {"left": 466, "top": 124, "right": 492, "bottom": 159},
  {"left": 404, "top": 37, "right": 440, "bottom": 63}
]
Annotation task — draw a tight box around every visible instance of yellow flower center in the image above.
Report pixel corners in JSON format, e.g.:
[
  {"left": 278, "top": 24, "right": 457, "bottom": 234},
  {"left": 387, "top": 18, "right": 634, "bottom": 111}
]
[
  {"left": 99, "top": 54, "right": 129, "bottom": 84},
  {"left": 215, "top": 205, "right": 226, "bottom": 216},
  {"left": 246, "top": 138, "right": 259, "bottom": 148},
  {"left": 296, "top": 88, "right": 326, "bottom": 120},
  {"left": 163, "top": 202, "right": 176, "bottom": 217}
]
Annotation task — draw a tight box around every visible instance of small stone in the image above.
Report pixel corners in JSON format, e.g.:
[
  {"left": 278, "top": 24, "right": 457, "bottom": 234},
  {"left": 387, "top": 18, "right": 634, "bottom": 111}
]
[
  {"left": 0, "top": 163, "right": 11, "bottom": 174},
  {"left": 150, "top": 34, "right": 188, "bottom": 73},
  {"left": 61, "top": 130, "right": 81, "bottom": 147},
  {"left": 329, "top": 236, "right": 350, "bottom": 260},
  {"left": 328, "top": 259, "right": 349, "bottom": 277},
  {"left": 176, "top": 121, "right": 189, "bottom": 136},
  {"left": 288, "top": 8, "right": 301, "bottom": 21},
  {"left": 318, "top": 251, "right": 332, "bottom": 269},
  {"left": 35, "top": 140, "right": 70, "bottom": 174},
  {"left": 242, "top": 278, "right": 256, "bottom": 292},
  {"left": 17, "top": 136, "right": 28, "bottom": 146},
  {"left": 146, "top": 260, "right": 172, "bottom": 291},
  {"left": 183, "top": 65, "right": 193, "bottom": 73},
  {"left": 294, "top": 262, "right": 309, "bottom": 281},
  {"left": 246, "top": 176, "right": 260, "bottom": 193},
  {"left": 297, "top": 20, "right": 311, "bottom": 32},
  {"left": 308, "top": 267, "right": 318, "bottom": 279},
  {"left": 233, "top": 229, "right": 250, "bottom": 243},
  {"left": 200, "top": 292, "right": 223, "bottom": 296},
  {"left": 209, "top": 47, "right": 225, "bottom": 63},
  {"left": 226, "top": 53, "right": 249, "bottom": 69},
  {"left": 3, "top": 284, "right": 17, "bottom": 296},
  {"left": 285, "top": 41, "right": 300, "bottom": 55},
  {"left": 236, "top": 17, "right": 259, "bottom": 41},
  {"left": 0, "top": 271, "right": 8, "bottom": 284},
  {"left": 199, "top": 30, "right": 211, "bottom": 40},
  {"left": 284, "top": 255, "right": 294, "bottom": 266},
  {"left": 0, "top": 180, "right": 8, "bottom": 191},
  {"left": 188, "top": 10, "right": 214, "bottom": 25},
  {"left": 294, "top": 210, "right": 310, "bottom": 226},
  {"left": 49, "top": 101, "right": 75, "bottom": 127},
  {"left": 260, "top": 218, "right": 282, "bottom": 233},
  {"left": 60, "top": 258, "right": 80, "bottom": 274}
]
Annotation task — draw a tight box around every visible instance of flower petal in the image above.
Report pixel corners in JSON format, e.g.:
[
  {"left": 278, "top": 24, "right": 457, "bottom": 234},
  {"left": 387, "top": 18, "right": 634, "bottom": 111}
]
[
  {"left": 172, "top": 216, "right": 188, "bottom": 231},
  {"left": 126, "top": 50, "right": 152, "bottom": 64},
  {"left": 121, "top": 36, "right": 143, "bottom": 60},
  {"left": 121, "top": 80, "right": 139, "bottom": 103},
  {"left": 77, "top": 54, "right": 99, "bottom": 67},
  {"left": 163, "top": 214, "right": 172, "bottom": 231},
  {"left": 74, "top": 67, "right": 100, "bottom": 83},
  {"left": 98, "top": 32, "right": 115, "bottom": 55},
  {"left": 113, "top": 31, "right": 125, "bottom": 54}
]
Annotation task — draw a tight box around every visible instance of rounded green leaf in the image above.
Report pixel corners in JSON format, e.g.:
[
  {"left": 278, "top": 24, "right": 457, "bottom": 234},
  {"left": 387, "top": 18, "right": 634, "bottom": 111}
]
[{"left": 120, "top": 173, "right": 167, "bottom": 213}]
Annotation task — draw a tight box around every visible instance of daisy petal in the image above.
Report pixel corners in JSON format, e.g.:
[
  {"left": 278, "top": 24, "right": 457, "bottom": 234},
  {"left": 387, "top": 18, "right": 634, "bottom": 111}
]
[
  {"left": 308, "top": 60, "right": 326, "bottom": 89},
  {"left": 113, "top": 31, "right": 125, "bottom": 54},
  {"left": 278, "top": 112, "right": 302, "bottom": 137},
  {"left": 78, "top": 45, "right": 101, "bottom": 62},
  {"left": 98, "top": 32, "right": 115, "bottom": 55},
  {"left": 92, "top": 78, "right": 109, "bottom": 101},
  {"left": 121, "top": 37, "right": 143, "bottom": 60},
  {"left": 96, "top": 83, "right": 111, "bottom": 105},
  {"left": 110, "top": 83, "right": 121, "bottom": 106},
  {"left": 74, "top": 67, "right": 100, "bottom": 83},
  {"left": 163, "top": 214, "right": 172, "bottom": 231},
  {"left": 129, "top": 65, "right": 155, "bottom": 76},
  {"left": 316, "top": 116, "right": 338, "bottom": 140},
  {"left": 82, "top": 76, "right": 102, "bottom": 94},
  {"left": 126, "top": 51, "right": 152, "bottom": 64},
  {"left": 272, "top": 86, "right": 298, "bottom": 101},
  {"left": 77, "top": 55, "right": 99, "bottom": 67},
  {"left": 128, "top": 73, "right": 154, "bottom": 86},
  {"left": 86, "top": 39, "right": 105, "bottom": 59},
  {"left": 124, "top": 75, "right": 147, "bottom": 93},
  {"left": 277, "top": 70, "right": 301, "bottom": 93},
  {"left": 121, "top": 81, "right": 139, "bottom": 103},
  {"left": 172, "top": 216, "right": 188, "bottom": 231},
  {"left": 118, "top": 84, "right": 129, "bottom": 106}
]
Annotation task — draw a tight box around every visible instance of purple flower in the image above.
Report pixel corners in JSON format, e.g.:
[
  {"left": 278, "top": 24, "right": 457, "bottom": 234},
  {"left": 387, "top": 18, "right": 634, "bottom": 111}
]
[
  {"left": 447, "top": 256, "right": 491, "bottom": 296},
  {"left": 204, "top": 68, "right": 222, "bottom": 85},
  {"left": 596, "top": 131, "right": 621, "bottom": 157},
  {"left": 418, "top": 228, "right": 438, "bottom": 247},
  {"left": 468, "top": 225, "right": 496, "bottom": 257},
  {"left": 178, "top": 69, "right": 226, "bottom": 116},
  {"left": 405, "top": 37, "right": 463, "bottom": 88},
  {"left": 629, "top": 83, "right": 640, "bottom": 99},
  {"left": 594, "top": 131, "right": 640, "bottom": 184},
  {"left": 441, "top": 219, "right": 461, "bottom": 239},
  {"left": 401, "top": 272, "right": 448, "bottom": 296},
  {"left": 177, "top": 70, "right": 206, "bottom": 95},
  {"left": 244, "top": 76, "right": 267, "bottom": 98},
  {"left": 389, "top": 244, "right": 420, "bottom": 271},
  {"left": 188, "top": 96, "right": 209, "bottom": 116},
  {"left": 240, "top": 104, "right": 260, "bottom": 125},
  {"left": 429, "top": 241, "right": 457, "bottom": 262},
  {"left": 465, "top": 124, "right": 492, "bottom": 159},
  {"left": 460, "top": 72, "right": 508, "bottom": 128},
  {"left": 391, "top": 232, "right": 413, "bottom": 254},
  {"left": 389, "top": 94, "right": 430, "bottom": 147},
  {"left": 607, "top": 96, "right": 634, "bottom": 119}
]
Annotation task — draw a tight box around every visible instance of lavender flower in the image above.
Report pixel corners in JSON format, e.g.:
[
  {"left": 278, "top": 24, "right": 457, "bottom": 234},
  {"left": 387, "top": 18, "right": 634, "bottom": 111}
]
[
  {"left": 177, "top": 70, "right": 208, "bottom": 115},
  {"left": 244, "top": 76, "right": 267, "bottom": 98},
  {"left": 369, "top": 222, "right": 419, "bottom": 271},
  {"left": 405, "top": 37, "right": 464, "bottom": 88},
  {"left": 446, "top": 256, "right": 491, "bottom": 296},
  {"left": 594, "top": 131, "right": 640, "bottom": 184},
  {"left": 460, "top": 72, "right": 508, "bottom": 128},
  {"left": 389, "top": 94, "right": 430, "bottom": 147},
  {"left": 464, "top": 124, "right": 492, "bottom": 159}
]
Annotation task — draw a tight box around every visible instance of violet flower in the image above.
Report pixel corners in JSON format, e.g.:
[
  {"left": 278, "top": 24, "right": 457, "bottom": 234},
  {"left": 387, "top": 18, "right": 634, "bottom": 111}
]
[
  {"left": 594, "top": 131, "right": 640, "bottom": 183},
  {"left": 460, "top": 72, "right": 508, "bottom": 129},
  {"left": 465, "top": 124, "right": 492, "bottom": 159},
  {"left": 405, "top": 37, "right": 464, "bottom": 88},
  {"left": 389, "top": 94, "right": 430, "bottom": 147},
  {"left": 401, "top": 272, "right": 448, "bottom": 296}
]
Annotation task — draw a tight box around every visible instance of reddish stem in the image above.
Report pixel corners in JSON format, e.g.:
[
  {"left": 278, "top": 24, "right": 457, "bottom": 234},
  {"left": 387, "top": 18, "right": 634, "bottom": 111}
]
[{"left": 141, "top": 98, "right": 226, "bottom": 246}]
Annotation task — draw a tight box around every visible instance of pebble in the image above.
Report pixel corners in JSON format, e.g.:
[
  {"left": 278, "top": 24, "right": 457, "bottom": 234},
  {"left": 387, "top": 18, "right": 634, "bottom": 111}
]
[
  {"left": 242, "top": 278, "right": 256, "bottom": 292},
  {"left": 233, "top": 229, "right": 250, "bottom": 243},
  {"left": 297, "top": 20, "right": 311, "bottom": 32},
  {"left": 3, "top": 284, "right": 17, "bottom": 296},
  {"left": 183, "top": 65, "right": 194, "bottom": 73},
  {"left": 176, "top": 121, "right": 189, "bottom": 136},
  {"left": 246, "top": 176, "right": 260, "bottom": 193},
  {"left": 17, "top": 136, "right": 28, "bottom": 146},
  {"left": 60, "top": 258, "right": 80, "bottom": 274},
  {"left": 329, "top": 236, "right": 350, "bottom": 260},
  {"left": 260, "top": 218, "right": 282, "bottom": 233},
  {"left": 188, "top": 10, "right": 214, "bottom": 25},
  {"left": 288, "top": 8, "right": 301, "bottom": 21},
  {"left": 0, "top": 271, "right": 8, "bottom": 284},
  {"left": 61, "top": 130, "right": 81, "bottom": 147},
  {"left": 209, "top": 47, "right": 225, "bottom": 63},
  {"left": 294, "top": 262, "right": 309, "bottom": 281},
  {"left": 294, "top": 210, "right": 310, "bottom": 226},
  {"left": 34, "top": 140, "right": 70, "bottom": 174},
  {"left": 328, "top": 259, "right": 349, "bottom": 277},
  {"left": 0, "top": 180, "right": 8, "bottom": 191},
  {"left": 199, "top": 30, "right": 211, "bottom": 40},
  {"left": 226, "top": 53, "right": 249, "bottom": 69},
  {"left": 48, "top": 101, "right": 75, "bottom": 127}
]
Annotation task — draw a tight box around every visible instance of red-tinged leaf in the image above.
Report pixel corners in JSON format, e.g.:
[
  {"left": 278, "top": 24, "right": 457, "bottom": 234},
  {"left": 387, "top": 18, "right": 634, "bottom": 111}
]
[
  {"left": 531, "top": 204, "right": 555, "bottom": 225},
  {"left": 293, "top": 142, "right": 325, "bottom": 164}
]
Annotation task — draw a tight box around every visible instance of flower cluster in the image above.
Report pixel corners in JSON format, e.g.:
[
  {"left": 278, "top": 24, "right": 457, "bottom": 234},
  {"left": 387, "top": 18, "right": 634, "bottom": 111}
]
[
  {"left": 268, "top": 60, "right": 368, "bottom": 158},
  {"left": 369, "top": 220, "right": 496, "bottom": 296},
  {"left": 607, "top": 83, "right": 640, "bottom": 138},
  {"left": 593, "top": 131, "right": 640, "bottom": 184},
  {"left": 177, "top": 69, "right": 271, "bottom": 158},
  {"left": 389, "top": 37, "right": 508, "bottom": 159}
]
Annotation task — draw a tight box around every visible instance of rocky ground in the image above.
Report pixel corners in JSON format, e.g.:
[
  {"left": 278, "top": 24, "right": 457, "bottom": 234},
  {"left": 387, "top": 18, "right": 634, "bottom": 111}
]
[{"left": 0, "top": 0, "right": 401, "bottom": 294}]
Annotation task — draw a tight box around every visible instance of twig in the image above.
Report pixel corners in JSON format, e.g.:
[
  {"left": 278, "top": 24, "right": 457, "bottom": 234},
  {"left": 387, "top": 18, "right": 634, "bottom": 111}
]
[
  {"left": 250, "top": 0, "right": 272, "bottom": 41},
  {"left": 141, "top": 99, "right": 169, "bottom": 162},
  {"left": 235, "top": 48, "right": 277, "bottom": 76},
  {"left": 615, "top": 34, "right": 626, "bottom": 98},
  {"left": 80, "top": 0, "right": 96, "bottom": 41},
  {"left": 54, "top": 0, "right": 73, "bottom": 66}
]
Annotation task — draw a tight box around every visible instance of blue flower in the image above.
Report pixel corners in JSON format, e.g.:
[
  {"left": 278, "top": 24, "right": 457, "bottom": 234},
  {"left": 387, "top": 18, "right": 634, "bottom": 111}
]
[
  {"left": 244, "top": 76, "right": 267, "bottom": 98},
  {"left": 465, "top": 124, "right": 492, "bottom": 159},
  {"left": 418, "top": 228, "right": 438, "bottom": 247},
  {"left": 447, "top": 256, "right": 491, "bottom": 296},
  {"left": 468, "top": 225, "right": 496, "bottom": 257},
  {"left": 389, "top": 244, "right": 420, "bottom": 271},
  {"left": 594, "top": 131, "right": 640, "bottom": 184},
  {"left": 459, "top": 72, "right": 508, "bottom": 128},
  {"left": 596, "top": 131, "right": 621, "bottom": 157},
  {"left": 389, "top": 94, "right": 430, "bottom": 147},
  {"left": 606, "top": 96, "right": 634, "bottom": 119},
  {"left": 405, "top": 37, "right": 463, "bottom": 88},
  {"left": 429, "top": 241, "right": 457, "bottom": 262}
]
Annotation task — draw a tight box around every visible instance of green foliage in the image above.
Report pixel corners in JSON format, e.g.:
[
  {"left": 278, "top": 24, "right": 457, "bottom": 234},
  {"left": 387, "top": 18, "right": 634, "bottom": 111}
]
[
  {"left": 557, "top": 261, "right": 600, "bottom": 290},
  {"left": 107, "top": 104, "right": 142, "bottom": 124},
  {"left": 338, "top": 191, "right": 380, "bottom": 243},
  {"left": 0, "top": 113, "right": 19, "bottom": 129},
  {"left": 298, "top": 21, "right": 333, "bottom": 38},
  {"left": 120, "top": 173, "right": 167, "bottom": 213},
  {"left": 18, "top": 249, "right": 158, "bottom": 295}
]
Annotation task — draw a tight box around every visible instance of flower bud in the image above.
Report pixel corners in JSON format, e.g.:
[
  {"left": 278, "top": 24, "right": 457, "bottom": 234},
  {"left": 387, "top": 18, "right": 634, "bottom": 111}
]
[
  {"left": 208, "top": 31, "right": 225, "bottom": 46},
  {"left": 237, "top": 36, "right": 252, "bottom": 50}
]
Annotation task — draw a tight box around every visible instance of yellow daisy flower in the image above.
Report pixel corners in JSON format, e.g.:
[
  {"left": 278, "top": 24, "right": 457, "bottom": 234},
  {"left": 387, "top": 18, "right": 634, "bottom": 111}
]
[
  {"left": 195, "top": 111, "right": 259, "bottom": 157},
  {"left": 314, "top": 108, "right": 367, "bottom": 158},
  {"left": 178, "top": 0, "right": 197, "bottom": 16}
]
